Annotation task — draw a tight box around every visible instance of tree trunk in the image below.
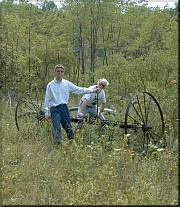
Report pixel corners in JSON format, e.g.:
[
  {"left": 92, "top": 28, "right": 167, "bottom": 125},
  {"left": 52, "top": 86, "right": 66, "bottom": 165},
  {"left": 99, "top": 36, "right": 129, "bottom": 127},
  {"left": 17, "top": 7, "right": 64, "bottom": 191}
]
[
  {"left": 79, "top": 23, "right": 85, "bottom": 74},
  {"left": 90, "top": 7, "right": 96, "bottom": 82}
]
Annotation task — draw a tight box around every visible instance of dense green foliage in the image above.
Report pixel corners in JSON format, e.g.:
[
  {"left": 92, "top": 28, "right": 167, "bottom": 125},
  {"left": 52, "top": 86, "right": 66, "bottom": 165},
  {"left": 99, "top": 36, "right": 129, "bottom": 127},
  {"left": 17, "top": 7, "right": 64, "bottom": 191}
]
[
  {"left": 1, "top": 0, "right": 178, "bottom": 205},
  {"left": 0, "top": 0, "right": 178, "bottom": 150}
]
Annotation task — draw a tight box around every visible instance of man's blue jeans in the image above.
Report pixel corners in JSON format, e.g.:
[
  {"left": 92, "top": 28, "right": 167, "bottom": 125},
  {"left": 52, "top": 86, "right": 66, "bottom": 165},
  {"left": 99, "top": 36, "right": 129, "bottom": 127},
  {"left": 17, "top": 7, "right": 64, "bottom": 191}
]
[{"left": 50, "top": 104, "right": 74, "bottom": 142}]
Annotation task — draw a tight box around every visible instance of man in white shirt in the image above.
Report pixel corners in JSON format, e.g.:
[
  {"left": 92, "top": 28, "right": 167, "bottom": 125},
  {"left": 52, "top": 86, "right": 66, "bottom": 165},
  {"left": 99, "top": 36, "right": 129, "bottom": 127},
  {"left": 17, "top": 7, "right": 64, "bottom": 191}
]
[
  {"left": 44, "top": 64, "right": 98, "bottom": 144},
  {"left": 77, "top": 78, "right": 109, "bottom": 121}
]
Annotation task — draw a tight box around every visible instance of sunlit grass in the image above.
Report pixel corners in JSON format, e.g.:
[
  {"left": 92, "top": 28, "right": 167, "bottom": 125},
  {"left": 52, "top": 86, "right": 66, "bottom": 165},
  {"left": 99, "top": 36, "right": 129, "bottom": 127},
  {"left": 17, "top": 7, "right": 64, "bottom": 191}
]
[{"left": 1, "top": 103, "right": 178, "bottom": 205}]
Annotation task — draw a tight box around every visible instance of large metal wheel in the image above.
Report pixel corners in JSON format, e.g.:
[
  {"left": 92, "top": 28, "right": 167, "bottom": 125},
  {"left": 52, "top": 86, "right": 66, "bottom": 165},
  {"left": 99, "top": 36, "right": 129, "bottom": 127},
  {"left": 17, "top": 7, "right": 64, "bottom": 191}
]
[
  {"left": 15, "top": 87, "right": 46, "bottom": 132},
  {"left": 124, "top": 92, "right": 166, "bottom": 155}
]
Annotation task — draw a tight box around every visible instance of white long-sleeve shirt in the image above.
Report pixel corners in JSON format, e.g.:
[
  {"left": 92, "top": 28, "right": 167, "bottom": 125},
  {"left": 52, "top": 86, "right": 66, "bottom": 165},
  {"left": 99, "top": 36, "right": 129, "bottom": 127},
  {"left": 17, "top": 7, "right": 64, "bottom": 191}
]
[{"left": 44, "top": 79, "right": 96, "bottom": 115}]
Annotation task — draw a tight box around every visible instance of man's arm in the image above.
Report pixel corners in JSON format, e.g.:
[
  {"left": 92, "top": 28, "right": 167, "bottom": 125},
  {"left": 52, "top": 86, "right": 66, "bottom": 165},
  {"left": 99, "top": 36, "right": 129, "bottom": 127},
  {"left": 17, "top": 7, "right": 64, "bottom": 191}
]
[
  {"left": 99, "top": 103, "right": 105, "bottom": 114},
  {"left": 68, "top": 81, "right": 98, "bottom": 94},
  {"left": 98, "top": 103, "right": 106, "bottom": 120},
  {"left": 98, "top": 90, "right": 106, "bottom": 117},
  {"left": 43, "top": 84, "right": 51, "bottom": 118}
]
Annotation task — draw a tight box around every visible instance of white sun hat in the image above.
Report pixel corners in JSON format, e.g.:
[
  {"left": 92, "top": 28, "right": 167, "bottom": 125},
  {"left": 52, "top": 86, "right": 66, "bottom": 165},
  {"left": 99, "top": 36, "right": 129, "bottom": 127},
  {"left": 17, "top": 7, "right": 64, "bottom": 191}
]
[{"left": 98, "top": 78, "right": 109, "bottom": 86}]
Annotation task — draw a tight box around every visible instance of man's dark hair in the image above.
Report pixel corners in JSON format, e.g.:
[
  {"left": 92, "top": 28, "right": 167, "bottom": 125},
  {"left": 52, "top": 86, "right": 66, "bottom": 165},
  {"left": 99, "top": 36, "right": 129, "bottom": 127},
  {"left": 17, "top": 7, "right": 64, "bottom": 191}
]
[{"left": 55, "top": 64, "right": 65, "bottom": 71}]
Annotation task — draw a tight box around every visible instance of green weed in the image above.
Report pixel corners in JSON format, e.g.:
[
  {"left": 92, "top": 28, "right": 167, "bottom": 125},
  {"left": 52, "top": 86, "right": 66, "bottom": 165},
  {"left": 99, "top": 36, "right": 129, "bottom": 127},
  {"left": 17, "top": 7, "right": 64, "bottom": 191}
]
[{"left": 1, "top": 104, "right": 178, "bottom": 205}]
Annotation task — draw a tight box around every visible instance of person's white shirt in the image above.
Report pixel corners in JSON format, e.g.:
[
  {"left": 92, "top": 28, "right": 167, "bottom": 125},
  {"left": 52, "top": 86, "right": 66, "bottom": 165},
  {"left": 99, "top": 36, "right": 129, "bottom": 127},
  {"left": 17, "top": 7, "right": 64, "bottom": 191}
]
[
  {"left": 81, "top": 85, "right": 106, "bottom": 106},
  {"left": 44, "top": 79, "right": 96, "bottom": 116}
]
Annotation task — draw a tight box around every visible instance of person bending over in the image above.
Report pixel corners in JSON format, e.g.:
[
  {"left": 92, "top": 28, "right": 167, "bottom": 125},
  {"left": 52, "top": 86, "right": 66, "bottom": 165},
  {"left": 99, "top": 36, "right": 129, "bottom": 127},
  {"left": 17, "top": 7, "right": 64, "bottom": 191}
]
[{"left": 77, "top": 78, "right": 109, "bottom": 121}]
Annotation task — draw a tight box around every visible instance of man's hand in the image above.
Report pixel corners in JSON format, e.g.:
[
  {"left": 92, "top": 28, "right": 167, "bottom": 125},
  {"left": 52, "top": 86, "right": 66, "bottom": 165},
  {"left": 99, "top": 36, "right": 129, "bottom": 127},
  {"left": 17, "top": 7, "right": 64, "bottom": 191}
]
[
  {"left": 96, "top": 85, "right": 101, "bottom": 92},
  {"left": 45, "top": 113, "right": 51, "bottom": 120},
  {"left": 36, "top": 110, "right": 51, "bottom": 121},
  {"left": 36, "top": 110, "right": 45, "bottom": 121},
  {"left": 92, "top": 86, "right": 101, "bottom": 93}
]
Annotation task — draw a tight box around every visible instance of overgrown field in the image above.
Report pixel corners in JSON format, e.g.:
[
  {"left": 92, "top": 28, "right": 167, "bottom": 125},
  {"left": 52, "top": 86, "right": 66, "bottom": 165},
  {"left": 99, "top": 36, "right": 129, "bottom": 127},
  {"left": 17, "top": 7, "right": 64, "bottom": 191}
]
[{"left": 1, "top": 103, "right": 178, "bottom": 205}]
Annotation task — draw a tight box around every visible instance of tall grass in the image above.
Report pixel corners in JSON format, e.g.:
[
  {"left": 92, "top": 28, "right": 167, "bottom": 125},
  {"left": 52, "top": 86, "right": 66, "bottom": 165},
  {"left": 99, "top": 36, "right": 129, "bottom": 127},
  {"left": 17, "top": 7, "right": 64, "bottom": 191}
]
[{"left": 1, "top": 103, "right": 178, "bottom": 205}]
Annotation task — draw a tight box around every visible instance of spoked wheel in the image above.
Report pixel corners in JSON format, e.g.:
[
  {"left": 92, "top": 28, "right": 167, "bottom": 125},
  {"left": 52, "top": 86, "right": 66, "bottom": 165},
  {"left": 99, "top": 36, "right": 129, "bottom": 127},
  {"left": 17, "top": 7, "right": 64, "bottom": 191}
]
[
  {"left": 15, "top": 86, "right": 46, "bottom": 132},
  {"left": 124, "top": 92, "right": 166, "bottom": 155}
]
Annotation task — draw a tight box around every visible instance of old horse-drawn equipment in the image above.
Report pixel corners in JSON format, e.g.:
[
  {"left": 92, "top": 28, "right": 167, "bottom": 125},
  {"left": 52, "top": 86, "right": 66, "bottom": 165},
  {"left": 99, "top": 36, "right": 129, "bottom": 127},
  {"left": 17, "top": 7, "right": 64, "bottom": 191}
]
[{"left": 15, "top": 86, "right": 166, "bottom": 155}]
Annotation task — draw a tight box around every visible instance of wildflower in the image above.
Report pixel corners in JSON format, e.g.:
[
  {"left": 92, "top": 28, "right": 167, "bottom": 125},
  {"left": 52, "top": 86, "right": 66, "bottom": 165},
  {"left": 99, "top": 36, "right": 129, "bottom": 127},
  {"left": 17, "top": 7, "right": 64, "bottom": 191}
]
[
  {"left": 114, "top": 148, "right": 122, "bottom": 151},
  {"left": 169, "top": 80, "right": 177, "bottom": 84},
  {"left": 156, "top": 148, "right": 165, "bottom": 152}
]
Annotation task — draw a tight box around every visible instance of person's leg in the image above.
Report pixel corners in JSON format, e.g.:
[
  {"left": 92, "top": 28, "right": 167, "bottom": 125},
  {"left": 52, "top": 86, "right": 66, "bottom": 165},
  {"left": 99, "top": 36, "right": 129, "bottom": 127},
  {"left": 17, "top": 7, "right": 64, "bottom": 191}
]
[
  {"left": 88, "top": 107, "right": 97, "bottom": 123},
  {"left": 77, "top": 100, "right": 87, "bottom": 117},
  {"left": 61, "top": 105, "right": 74, "bottom": 140},
  {"left": 89, "top": 106, "right": 97, "bottom": 117},
  {"left": 50, "top": 106, "right": 62, "bottom": 143},
  {"left": 89, "top": 106, "right": 106, "bottom": 120}
]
